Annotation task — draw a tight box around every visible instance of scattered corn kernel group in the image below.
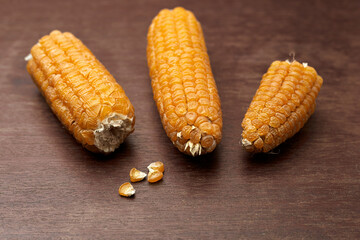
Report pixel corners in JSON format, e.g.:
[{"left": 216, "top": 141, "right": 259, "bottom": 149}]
[
  {"left": 241, "top": 60, "right": 323, "bottom": 153},
  {"left": 148, "top": 171, "right": 164, "bottom": 183},
  {"left": 120, "top": 161, "right": 165, "bottom": 197},
  {"left": 26, "top": 30, "right": 135, "bottom": 153},
  {"left": 147, "top": 7, "right": 222, "bottom": 156}
]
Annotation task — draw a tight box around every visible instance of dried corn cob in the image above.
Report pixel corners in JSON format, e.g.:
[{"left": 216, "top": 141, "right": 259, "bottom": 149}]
[
  {"left": 241, "top": 60, "right": 323, "bottom": 152},
  {"left": 147, "top": 7, "right": 222, "bottom": 156},
  {"left": 26, "top": 30, "right": 135, "bottom": 153}
]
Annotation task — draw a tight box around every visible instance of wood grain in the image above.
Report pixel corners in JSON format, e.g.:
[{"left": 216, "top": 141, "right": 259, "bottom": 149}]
[{"left": 1, "top": 0, "right": 359, "bottom": 239}]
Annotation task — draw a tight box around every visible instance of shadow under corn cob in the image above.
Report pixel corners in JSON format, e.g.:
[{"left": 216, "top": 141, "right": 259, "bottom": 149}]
[
  {"left": 147, "top": 7, "right": 222, "bottom": 156},
  {"left": 26, "top": 30, "right": 135, "bottom": 153},
  {"left": 241, "top": 60, "right": 323, "bottom": 153}
]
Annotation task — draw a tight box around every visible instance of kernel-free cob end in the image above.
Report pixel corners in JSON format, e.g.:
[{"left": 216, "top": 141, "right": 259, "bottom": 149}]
[
  {"left": 26, "top": 30, "right": 135, "bottom": 153},
  {"left": 241, "top": 59, "right": 323, "bottom": 153}
]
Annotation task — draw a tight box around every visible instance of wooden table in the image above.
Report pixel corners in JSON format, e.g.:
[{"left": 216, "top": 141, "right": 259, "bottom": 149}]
[{"left": 1, "top": 0, "right": 359, "bottom": 239}]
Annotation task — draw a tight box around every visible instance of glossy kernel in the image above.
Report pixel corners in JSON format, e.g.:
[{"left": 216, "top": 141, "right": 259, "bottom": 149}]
[
  {"left": 147, "top": 161, "right": 165, "bottom": 173},
  {"left": 129, "top": 168, "right": 147, "bottom": 182},
  {"left": 118, "top": 182, "right": 135, "bottom": 197},
  {"left": 148, "top": 170, "right": 164, "bottom": 183}
]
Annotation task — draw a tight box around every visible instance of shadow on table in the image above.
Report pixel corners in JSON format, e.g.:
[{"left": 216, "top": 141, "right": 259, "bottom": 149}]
[
  {"left": 166, "top": 147, "right": 221, "bottom": 192},
  {"left": 78, "top": 139, "right": 138, "bottom": 171},
  {"left": 81, "top": 141, "right": 134, "bottom": 162},
  {"left": 241, "top": 123, "right": 313, "bottom": 173},
  {"left": 68, "top": 141, "right": 136, "bottom": 185},
  {"left": 57, "top": 136, "right": 135, "bottom": 175},
  {"left": 168, "top": 145, "right": 221, "bottom": 185},
  {"left": 182, "top": 148, "right": 220, "bottom": 171}
]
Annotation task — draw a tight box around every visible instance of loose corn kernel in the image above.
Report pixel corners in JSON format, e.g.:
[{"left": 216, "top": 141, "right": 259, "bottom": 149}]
[
  {"left": 129, "top": 168, "right": 147, "bottom": 182},
  {"left": 118, "top": 182, "right": 135, "bottom": 197},
  {"left": 147, "top": 161, "right": 165, "bottom": 173},
  {"left": 241, "top": 60, "right": 323, "bottom": 153},
  {"left": 147, "top": 7, "right": 222, "bottom": 156},
  {"left": 147, "top": 170, "right": 164, "bottom": 183},
  {"left": 26, "top": 30, "right": 135, "bottom": 153}
]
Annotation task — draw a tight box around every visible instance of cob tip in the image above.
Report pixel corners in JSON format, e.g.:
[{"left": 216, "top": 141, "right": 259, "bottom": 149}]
[
  {"left": 241, "top": 138, "right": 262, "bottom": 153},
  {"left": 93, "top": 113, "right": 134, "bottom": 153},
  {"left": 184, "top": 140, "right": 203, "bottom": 156},
  {"left": 285, "top": 59, "right": 309, "bottom": 68},
  {"left": 174, "top": 127, "right": 218, "bottom": 157}
]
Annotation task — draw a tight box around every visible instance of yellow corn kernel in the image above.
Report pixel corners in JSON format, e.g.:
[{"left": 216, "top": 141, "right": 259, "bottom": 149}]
[
  {"left": 241, "top": 60, "right": 323, "bottom": 152},
  {"left": 147, "top": 7, "right": 222, "bottom": 156},
  {"left": 118, "top": 182, "right": 135, "bottom": 197},
  {"left": 129, "top": 168, "right": 147, "bottom": 182},
  {"left": 147, "top": 161, "right": 165, "bottom": 173},
  {"left": 26, "top": 30, "right": 135, "bottom": 153},
  {"left": 147, "top": 170, "right": 164, "bottom": 183}
]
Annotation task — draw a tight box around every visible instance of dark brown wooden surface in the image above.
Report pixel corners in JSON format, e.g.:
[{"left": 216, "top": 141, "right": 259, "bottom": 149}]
[{"left": 1, "top": 0, "right": 359, "bottom": 239}]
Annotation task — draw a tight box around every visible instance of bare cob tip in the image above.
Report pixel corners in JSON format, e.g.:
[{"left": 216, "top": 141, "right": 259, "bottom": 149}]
[
  {"left": 288, "top": 51, "right": 296, "bottom": 62},
  {"left": 93, "top": 113, "right": 134, "bottom": 153}
]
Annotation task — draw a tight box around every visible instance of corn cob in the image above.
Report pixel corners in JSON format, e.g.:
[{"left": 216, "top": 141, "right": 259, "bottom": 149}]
[
  {"left": 147, "top": 7, "right": 222, "bottom": 156},
  {"left": 241, "top": 60, "right": 323, "bottom": 152},
  {"left": 26, "top": 30, "right": 135, "bottom": 153}
]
